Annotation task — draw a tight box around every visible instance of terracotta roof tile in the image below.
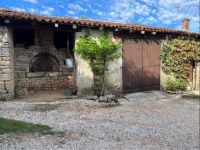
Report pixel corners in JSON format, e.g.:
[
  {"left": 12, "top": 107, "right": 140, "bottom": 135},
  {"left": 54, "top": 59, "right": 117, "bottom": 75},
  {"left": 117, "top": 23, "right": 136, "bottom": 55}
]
[{"left": 0, "top": 8, "right": 199, "bottom": 36}]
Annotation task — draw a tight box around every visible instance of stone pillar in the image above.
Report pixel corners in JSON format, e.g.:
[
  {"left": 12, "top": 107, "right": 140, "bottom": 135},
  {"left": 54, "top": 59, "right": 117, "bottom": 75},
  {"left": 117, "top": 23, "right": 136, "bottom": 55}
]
[
  {"left": 75, "top": 31, "right": 94, "bottom": 96},
  {"left": 75, "top": 29, "right": 122, "bottom": 96},
  {"left": 0, "top": 26, "right": 14, "bottom": 99},
  {"left": 106, "top": 41, "right": 122, "bottom": 93}
]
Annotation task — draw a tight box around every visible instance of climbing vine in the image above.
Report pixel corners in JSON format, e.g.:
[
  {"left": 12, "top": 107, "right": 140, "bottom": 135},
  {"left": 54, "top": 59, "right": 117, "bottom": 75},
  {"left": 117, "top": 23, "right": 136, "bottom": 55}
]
[
  {"left": 75, "top": 32, "right": 121, "bottom": 96},
  {"left": 160, "top": 36, "right": 200, "bottom": 83}
]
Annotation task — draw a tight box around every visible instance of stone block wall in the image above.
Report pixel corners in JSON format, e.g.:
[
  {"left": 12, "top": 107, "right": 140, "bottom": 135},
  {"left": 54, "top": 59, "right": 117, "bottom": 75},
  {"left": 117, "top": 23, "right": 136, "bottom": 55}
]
[
  {"left": 75, "top": 30, "right": 94, "bottom": 95},
  {"left": 0, "top": 26, "right": 14, "bottom": 99},
  {"left": 14, "top": 29, "right": 74, "bottom": 97}
]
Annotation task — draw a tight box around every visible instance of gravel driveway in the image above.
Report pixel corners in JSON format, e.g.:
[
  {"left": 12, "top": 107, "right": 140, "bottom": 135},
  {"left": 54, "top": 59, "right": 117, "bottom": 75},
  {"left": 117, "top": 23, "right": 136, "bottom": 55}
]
[{"left": 0, "top": 91, "right": 199, "bottom": 149}]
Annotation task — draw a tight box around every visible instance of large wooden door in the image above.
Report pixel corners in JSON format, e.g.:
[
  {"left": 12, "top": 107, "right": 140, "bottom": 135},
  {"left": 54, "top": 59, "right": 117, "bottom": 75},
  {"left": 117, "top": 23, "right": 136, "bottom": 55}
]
[{"left": 122, "top": 37, "right": 161, "bottom": 93}]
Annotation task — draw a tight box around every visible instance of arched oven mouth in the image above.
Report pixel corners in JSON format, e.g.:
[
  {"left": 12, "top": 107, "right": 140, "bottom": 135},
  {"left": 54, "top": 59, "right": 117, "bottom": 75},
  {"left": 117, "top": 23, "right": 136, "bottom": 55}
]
[{"left": 30, "top": 53, "right": 59, "bottom": 72}]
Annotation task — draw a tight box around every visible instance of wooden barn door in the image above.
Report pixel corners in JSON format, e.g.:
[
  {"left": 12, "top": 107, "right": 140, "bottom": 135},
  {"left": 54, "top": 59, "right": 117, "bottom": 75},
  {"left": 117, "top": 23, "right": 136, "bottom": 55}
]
[{"left": 122, "top": 37, "right": 161, "bottom": 93}]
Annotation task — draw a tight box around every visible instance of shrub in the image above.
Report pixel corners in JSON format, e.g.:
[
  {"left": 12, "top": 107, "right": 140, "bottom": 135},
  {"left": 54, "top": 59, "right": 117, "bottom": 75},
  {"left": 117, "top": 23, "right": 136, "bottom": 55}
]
[
  {"left": 165, "top": 77, "right": 188, "bottom": 91},
  {"left": 160, "top": 37, "right": 200, "bottom": 84}
]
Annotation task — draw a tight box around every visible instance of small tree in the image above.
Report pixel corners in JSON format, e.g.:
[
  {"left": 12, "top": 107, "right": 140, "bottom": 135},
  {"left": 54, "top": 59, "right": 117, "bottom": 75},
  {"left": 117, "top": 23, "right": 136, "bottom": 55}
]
[{"left": 75, "top": 33, "right": 120, "bottom": 96}]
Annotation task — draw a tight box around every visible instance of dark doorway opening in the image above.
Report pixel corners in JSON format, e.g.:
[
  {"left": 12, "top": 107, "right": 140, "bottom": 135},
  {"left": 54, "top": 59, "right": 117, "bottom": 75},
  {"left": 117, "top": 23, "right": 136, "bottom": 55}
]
[
  {"left": 53, "top": 31, "right": 75, "bottom": 52},
  {"left": 14, "top": 28, "right": 35, "bottom": 47}
]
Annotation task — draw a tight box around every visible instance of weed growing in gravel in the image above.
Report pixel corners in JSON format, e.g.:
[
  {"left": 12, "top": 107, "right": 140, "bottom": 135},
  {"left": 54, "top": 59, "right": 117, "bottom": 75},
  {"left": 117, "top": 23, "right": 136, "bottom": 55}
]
[
  {"left": 0, "top": 95, "right": 6, "bottom": 101},
  {"left": 101, "top": 101, "right": 121, "bottom": 108},
  {"left": 29, "top": 104, "right": 62, "bottom": 112}
]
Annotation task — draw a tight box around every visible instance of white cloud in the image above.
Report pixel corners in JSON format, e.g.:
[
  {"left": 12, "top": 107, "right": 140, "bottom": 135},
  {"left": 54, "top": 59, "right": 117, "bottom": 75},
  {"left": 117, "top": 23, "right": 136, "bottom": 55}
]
[
  {"left": 40, "top": 10, "right": 53, "bottom": 15},
  {"left": 91, "top": 9, "right": 103, "bottom": 16},
  {"left": 41, "top": 6, "right": 55, "bottom": 15},
  {"left": 68, "top": 10, "right": 76, "bottom": 15},
  {"left": 96, "top": 11, "right": 103, "bottom": 16},
  {"left": 68, "top": 4, "right": 87, "bottom": 13},
  {"left": 106, "top": 0, "right": 151, "bottom": 22},
  {"left": 23, "top": 0, "right": 38, "bottom": 4},
  {"left": 147, "top": 16, "right": 156, "bottom": 23},
  {"left": 10, "top": 7, "right": 26, "bottom": 12},
  {"left": 156, "top": 0, "right": 199, "bottom": 30},
  {"left": 29, "top": 6, "right": 55, "bottom": 15},
  {"left": 135, "top": 3, "right": 150, "bottom": 16},
  {"left": 104, "top": 0, "right": 199, "bottom": 32}
]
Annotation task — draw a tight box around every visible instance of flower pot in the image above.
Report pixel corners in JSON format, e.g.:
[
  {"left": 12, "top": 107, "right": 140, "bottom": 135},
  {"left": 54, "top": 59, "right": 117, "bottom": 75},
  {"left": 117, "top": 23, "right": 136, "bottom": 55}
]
[{"left": 64, "top": 89, "right": 72, "bottom": 96}]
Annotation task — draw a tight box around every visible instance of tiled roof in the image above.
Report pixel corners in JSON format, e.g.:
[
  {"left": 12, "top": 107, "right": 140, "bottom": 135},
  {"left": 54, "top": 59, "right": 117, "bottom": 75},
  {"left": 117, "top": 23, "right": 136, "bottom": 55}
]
[{"left": 0, "top": 8, "right": 199, "bottom": 36}]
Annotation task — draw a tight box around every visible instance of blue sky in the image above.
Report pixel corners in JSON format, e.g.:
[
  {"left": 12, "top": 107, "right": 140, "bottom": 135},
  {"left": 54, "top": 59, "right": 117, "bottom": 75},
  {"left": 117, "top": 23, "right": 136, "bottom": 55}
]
[{"left": 0, "top": 0, "right": 199, "bottom": 32}]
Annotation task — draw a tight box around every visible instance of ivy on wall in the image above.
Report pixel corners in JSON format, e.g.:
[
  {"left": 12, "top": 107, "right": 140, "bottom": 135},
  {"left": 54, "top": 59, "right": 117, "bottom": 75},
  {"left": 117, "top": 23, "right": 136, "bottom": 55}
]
[
  {"left": 75, "top": 32, "right": 120, "bottom": 96},
  {"left": 160, "top": 36, "right": 200, "bottom": 82}
]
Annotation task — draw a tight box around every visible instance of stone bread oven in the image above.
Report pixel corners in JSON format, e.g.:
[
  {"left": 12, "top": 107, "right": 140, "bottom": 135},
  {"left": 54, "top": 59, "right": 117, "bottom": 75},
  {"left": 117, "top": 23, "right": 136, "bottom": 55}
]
[
  {"left": 30, "top": 53, "right": 59, "bottom": 72},
  {"left": 14, "top": 29, "right": 75, "bottom": 97}
]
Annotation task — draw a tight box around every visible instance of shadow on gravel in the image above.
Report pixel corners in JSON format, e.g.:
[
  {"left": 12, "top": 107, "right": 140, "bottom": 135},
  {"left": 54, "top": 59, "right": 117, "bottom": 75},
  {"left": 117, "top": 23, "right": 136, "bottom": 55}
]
[{"left": 181, "top": 94, "right": 200, "bottom": 100}]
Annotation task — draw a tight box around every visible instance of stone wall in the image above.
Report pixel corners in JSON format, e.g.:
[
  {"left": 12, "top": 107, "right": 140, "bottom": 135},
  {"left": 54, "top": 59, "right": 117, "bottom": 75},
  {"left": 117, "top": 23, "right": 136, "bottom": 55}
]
[
  {"left": 75, "top": 29, "right": 122, "bottom": 95},
  {"left": 14, "top": 29, "right": 74, "bottom": 97},
  {"left": 0, "top": 26, "right": 14, "bottom": 99}
]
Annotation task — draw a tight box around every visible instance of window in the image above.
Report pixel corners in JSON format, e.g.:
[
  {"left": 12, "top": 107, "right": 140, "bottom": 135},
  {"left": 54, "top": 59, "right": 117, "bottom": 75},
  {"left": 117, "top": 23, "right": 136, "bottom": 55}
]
[
  {"left": 53, "top": 31, "right": 75, "bottom": 51},
  {"left": 14, "top": 29, "right": 35, "bottom": 47}
]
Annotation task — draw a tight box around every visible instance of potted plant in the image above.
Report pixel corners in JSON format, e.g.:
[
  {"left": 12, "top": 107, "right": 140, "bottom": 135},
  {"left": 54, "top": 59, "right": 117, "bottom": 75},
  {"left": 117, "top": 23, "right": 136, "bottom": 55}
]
[{"left": 64, "top": 77, "right": 77, "bottom": 96}]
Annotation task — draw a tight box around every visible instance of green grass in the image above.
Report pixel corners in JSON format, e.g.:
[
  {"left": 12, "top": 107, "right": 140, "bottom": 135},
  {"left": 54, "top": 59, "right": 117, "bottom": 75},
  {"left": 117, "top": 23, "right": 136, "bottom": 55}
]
[
  {"left": 0, "top": 117, "right": 54, "bottom": 135},
  {"left": 101, "top": 101, "right": 121, "bottom": 108}
]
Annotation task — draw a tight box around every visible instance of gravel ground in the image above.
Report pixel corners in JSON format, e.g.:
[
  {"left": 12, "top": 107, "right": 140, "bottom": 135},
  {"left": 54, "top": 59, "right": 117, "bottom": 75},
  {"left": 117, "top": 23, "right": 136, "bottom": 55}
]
[{"left": 0, "top": 91, "right": 199, "bottom": 150}]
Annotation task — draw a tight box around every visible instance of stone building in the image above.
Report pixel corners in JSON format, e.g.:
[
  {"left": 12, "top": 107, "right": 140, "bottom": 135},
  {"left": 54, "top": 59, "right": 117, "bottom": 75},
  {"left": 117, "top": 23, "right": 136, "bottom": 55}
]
[{"left": 0, "top": 8, "right": 199, "bottom": 99}]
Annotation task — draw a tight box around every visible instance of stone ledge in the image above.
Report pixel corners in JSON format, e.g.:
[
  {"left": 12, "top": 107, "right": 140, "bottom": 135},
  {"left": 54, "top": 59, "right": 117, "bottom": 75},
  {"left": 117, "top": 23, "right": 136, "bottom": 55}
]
[
  {"left": 26, "top": 72, "right": 60, "bottom": 78},
  {"left": 48, "top": 72, "right": 59, "bottom": 77},
  {"left": 26, "top": 72, "right": 46, "bottom": 78}
]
